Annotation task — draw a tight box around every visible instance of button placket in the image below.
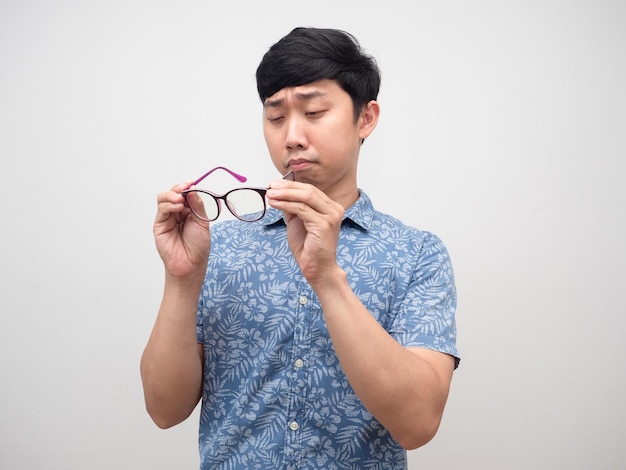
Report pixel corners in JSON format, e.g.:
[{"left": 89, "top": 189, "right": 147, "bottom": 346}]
[{"left": 286, "top": 285, "right": 315, "bottom": 450}]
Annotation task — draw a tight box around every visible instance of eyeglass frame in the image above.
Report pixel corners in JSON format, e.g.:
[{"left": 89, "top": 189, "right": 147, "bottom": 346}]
[{"left": 181, "top": 166, "right": 295, "bottom": 222}]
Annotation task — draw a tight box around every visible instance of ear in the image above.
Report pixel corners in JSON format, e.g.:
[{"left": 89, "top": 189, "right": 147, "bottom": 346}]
[{"left": 358, "top": 100, "right": 380, "bottom": 140}]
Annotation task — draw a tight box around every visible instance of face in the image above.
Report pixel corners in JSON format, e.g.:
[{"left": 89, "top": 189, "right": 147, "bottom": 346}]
[{"left": 262, "top": 79, "right": 379, "bottom": 203}]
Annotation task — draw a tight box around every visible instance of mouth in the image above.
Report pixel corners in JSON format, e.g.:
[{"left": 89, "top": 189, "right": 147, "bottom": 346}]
[{"left": 287, "top": 159, "right": 312, "bottom": 172}]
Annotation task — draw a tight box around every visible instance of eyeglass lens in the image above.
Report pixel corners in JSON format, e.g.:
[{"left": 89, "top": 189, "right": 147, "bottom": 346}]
[{"left": 186, "top": 188, "right": 266, "bottom": 222}]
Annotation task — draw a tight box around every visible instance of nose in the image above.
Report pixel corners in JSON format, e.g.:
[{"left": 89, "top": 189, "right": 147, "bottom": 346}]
[{"left": 285, "top": 116, "right": 307, "bottom": 150}]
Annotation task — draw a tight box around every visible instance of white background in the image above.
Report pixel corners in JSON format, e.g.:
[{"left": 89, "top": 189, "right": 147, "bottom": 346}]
[{"left": 1, "top": 1, "right": 625, "bottom": 469}]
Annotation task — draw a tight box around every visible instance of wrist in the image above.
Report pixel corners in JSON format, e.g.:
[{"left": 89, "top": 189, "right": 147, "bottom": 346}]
[
  {"left": 308, "top": 265, "right": 348, "bottom": 293},
  {"left": 164, "top": 271, "right": 205, "bottom": 298}
]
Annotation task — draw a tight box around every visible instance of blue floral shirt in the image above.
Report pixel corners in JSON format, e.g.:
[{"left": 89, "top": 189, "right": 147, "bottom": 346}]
[{"left": 196, "top": 191, "right": 459, "bottom": 469}]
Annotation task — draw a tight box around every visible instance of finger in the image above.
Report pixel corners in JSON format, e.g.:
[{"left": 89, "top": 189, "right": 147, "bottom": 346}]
[
  {"left": 158, "top": 180, "right": 191, "bottom": 199},
  {"left": 268, "top": 177, "right": 290, "bottom": 190},
  {"left": 268, "top": 185, "right": 340, "bottom": 217},
  {"left": 156, "top": 191, "right": 184, "bottom": 210},
  {"left": 155, "top": 188, "right": 189, "bottom": 224}
]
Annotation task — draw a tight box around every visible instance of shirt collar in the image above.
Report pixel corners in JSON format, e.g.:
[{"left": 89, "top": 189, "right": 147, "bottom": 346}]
[{"left": 261, "top": 190, "right": 375, "bottom": 230}]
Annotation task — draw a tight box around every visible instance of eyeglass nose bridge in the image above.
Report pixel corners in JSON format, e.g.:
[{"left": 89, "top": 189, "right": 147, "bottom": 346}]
[
  {"left": 200, "top": 190, "right": 253, "bottom": 222},
  {"left": 184, "top": 187, "right": 268, "bottom": 222},
  {"left": 211, "top": 193, "right": 227, "bottom": 221}
]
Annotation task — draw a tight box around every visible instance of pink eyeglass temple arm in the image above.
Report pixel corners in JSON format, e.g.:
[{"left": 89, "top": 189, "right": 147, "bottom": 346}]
[
  {"left": 186, "top": 166, "right": 247, "bottom": 189},
  {"left": 184, "top": 166, "right": 294, "bottom": 190}
]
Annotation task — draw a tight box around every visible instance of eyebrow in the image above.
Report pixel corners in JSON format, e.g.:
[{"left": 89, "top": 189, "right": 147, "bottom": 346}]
[{"left": 264, "top": 90, "right": 327, "bottom": 108}]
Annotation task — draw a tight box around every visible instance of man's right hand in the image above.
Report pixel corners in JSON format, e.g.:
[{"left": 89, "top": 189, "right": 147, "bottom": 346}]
[{"left": 153, "top": 182, "right": 211, "bottom": 279}]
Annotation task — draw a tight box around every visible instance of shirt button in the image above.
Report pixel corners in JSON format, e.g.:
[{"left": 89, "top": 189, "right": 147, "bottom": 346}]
[
  {"left": 299, "top": 296, "right": 308, "bottom": 305},
  {"left": 289, "top": 421, "right": 299, "bottom": 431},
  {"left": 294, "top": 358, "right": 304, "bottom": 369}
]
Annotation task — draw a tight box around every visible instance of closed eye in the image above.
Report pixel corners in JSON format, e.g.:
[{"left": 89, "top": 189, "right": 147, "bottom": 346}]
[{"left": 306, "top": 110, "right": 326, "bottom": 118}]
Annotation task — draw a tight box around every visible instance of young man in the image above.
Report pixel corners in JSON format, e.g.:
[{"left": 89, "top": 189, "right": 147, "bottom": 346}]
[{"left": 141, "top": 27, "right": 459, "bottom": 469}]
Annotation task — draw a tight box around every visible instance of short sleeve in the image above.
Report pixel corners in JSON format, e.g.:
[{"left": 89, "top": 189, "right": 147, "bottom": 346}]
[{"left": 388, "top": 232, "right": 460, "bottom": 367}]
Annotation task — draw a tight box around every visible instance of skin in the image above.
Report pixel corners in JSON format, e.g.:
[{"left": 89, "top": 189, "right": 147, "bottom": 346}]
[{"left": 141, "top": 79, "right": 455, "bottom": 450}]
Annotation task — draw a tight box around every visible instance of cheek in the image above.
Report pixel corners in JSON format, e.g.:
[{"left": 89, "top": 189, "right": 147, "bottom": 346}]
[
  {"left": 315, "top": 123, "right": 357, "bottom": 152},
  {"left": 263, "top": 131, "right": 285, "bottom": 169},
  {"left": 263, "top": 126, "right": 278, "bottom": 148},
  {"left": 264, "top": 136, "right": 282, "bottom": 158}
]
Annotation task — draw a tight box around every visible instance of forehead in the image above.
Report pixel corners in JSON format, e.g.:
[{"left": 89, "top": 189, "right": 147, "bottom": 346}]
[{"left": 263, "top": 79, "right": 346, "bottom": 107}]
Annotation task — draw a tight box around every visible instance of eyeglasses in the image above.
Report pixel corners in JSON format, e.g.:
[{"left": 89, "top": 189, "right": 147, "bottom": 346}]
[{"left": 182, "top": 166, "right": 295, "bottom": 222}]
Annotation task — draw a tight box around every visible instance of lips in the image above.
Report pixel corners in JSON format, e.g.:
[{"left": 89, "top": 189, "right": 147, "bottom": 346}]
[{"left": 287, "top": 158, "right": 312, "bottom": 171}]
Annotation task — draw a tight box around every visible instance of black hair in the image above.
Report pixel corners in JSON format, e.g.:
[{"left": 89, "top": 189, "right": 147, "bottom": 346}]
[{"left": 256, "top": 27, "right": 381, "bottom": 121}]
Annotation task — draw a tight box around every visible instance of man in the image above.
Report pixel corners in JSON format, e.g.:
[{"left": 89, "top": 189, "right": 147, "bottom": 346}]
[{"left": 141, "top": 27, "right": 459, "bottom": 469}]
